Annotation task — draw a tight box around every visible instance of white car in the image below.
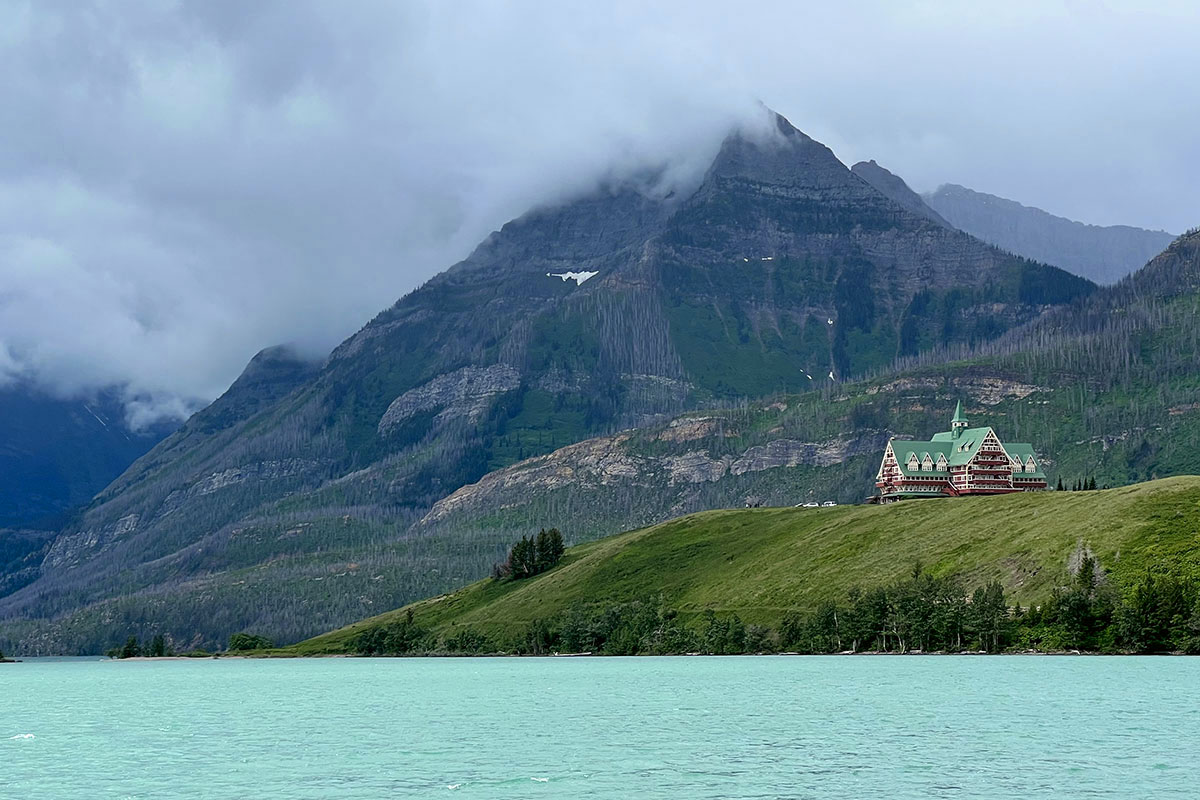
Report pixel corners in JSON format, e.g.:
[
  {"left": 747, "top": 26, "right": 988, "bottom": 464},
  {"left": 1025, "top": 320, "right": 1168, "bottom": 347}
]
[
  {"left": 821, "top": 501, "right": 838, "bottom": 507},
  {"left": 801, "top": 501, "right": 820, "bottom": 508}
]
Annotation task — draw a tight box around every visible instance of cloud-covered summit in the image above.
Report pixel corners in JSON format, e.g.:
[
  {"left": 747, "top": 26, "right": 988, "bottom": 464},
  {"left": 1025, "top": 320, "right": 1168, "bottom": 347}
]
[{"left": 3, "top": 1, "right": 1197, "bottom": 424}]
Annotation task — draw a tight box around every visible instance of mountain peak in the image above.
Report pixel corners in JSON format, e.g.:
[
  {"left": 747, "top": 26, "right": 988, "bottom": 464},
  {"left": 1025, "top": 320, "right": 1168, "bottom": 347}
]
[
  {"left": 925, "top": 184, "right": 1178, "bottom": 284},
  {"left": 703, "top": 110, "right": 860, "bottom": 195},
  {"left": 850, "top": 160, "right": 952, "bottom": 228}
]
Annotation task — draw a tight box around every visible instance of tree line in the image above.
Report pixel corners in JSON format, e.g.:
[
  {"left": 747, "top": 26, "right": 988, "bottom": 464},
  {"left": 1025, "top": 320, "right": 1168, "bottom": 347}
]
[
  {"left": 105, "top": 632, "right": 273, "bottom": 658},
  {"left": 351, "top": 561, "right": 1200, "bottom": 657},
  {"left": 1057, "top": 477, "right": 1104, "bottom": 491},
  {"left": 106, "top": 634, "right": 169, "bottom": 659}
]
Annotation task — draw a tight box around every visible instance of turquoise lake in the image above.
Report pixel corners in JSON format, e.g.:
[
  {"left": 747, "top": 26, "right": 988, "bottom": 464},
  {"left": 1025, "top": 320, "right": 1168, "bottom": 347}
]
[{"left": 2, "top": 656, "right": 1197, "bottom": 798}]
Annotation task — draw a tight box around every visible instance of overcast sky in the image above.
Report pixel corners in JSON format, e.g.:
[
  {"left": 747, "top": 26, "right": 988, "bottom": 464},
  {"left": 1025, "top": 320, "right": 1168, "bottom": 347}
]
[{"left": 3, "top": 0, "right": 1197, "bottom": 425}]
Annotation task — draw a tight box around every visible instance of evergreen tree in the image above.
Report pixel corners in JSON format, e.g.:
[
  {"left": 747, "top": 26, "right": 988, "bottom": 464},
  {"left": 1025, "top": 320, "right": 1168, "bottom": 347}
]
[
  {"left": 149, "top": 634, "right": 167, "bottom": 657},
  {"left": 1116, "top": 572, "right": 1191, "bottom": 653},
  {"left": 559, "top": 604, "right": 599, "bottom": 653},
  {"left": 534, "top": 529, "right": 550, "bottom": 573},
  {"left": 1051, "top": 555, "right": 1114, "bottom": 649},
  {"left": 1056, "top": 477, "right": 1064, "bottom": 491},
  {"left": 839, "top": 586, "right": 880, "bottom": 652},
  {"left": 524, "top": 619, "right": 553, "bottom": 655},
  {"left": 507, "top": 535, "right": 537, "bottom": 579},
  {"left": 535, "top": 528, "right": 565, "bottom": 571},
  {"left": 119, "top": 636, "right": 141, "bottom": 659},
  {"left": 700, "top": 610, "right": 747, "bottom": 654},
  {"left": 970, "top": 581, "right": 1008, "bottom": 652},
  {"left": 778, "top": 611, "right": 805, "bottom": 651},
  {"left": 502, "top": 528, "right": 565, "bottom": 580}
]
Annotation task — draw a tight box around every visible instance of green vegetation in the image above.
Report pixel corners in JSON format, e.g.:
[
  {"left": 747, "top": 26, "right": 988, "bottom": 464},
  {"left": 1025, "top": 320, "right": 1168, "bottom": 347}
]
[
  {"left": 228, "top": 633, "right": 274, "bottom": 651},
  {"left": 307, "top": 563, "right": 1200, "bottom": 657},
  {"left": 493, "top": 528, "right": 565, "bottom": 580},
  {"left": 105, "top": 634, "right": 170, "bottom": 659},
  {"left": 293, "top": 477, "right": 1200, "bottom": 656},
  {"left": 101, "top": 631, "right": 274, "bottom": 658}
]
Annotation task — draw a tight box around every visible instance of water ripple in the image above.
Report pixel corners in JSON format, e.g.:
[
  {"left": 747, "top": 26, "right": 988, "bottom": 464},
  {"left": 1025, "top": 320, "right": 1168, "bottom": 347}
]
[{"left": 3, "top": 656, "right": 1198, "bottom": 798}]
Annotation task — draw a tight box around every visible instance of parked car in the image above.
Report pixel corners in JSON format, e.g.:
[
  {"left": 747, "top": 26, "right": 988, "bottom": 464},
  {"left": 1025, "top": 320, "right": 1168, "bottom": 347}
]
[
  {"left": 821, "top": 501, "right": 838, "bottom": 507},
  {"left": 801, "top": 501, "right": 820, "bottom": 508}
]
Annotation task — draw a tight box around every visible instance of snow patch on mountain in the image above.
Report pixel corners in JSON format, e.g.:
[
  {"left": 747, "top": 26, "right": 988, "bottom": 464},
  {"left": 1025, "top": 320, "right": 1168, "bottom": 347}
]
[{"left": 547, "top": 271, "right": 598, "bottom": 285}]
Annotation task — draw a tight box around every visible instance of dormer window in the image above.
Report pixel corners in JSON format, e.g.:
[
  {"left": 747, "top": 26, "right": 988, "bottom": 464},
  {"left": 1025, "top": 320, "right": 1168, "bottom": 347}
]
[
  {"left": 922, "top": 454, "right": 934, "bottom": 471},
  {"left": 1025, "top": 456, "right": 1037, "bottom": 473}
]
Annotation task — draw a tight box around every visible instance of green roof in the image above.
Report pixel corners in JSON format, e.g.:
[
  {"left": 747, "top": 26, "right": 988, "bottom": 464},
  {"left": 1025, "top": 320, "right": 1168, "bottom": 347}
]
[
  {"left": 951, "top": 400, "right": 966, "bottom": 424},
  {"left": 1004, "top": 443, "right": 1047, "bottom": 479},
  {"left": 889, "top": 440, "right": 952, "bottom": 477},
  {"left": 888, "top": 427, "right": 1044, "bottom": 478}
]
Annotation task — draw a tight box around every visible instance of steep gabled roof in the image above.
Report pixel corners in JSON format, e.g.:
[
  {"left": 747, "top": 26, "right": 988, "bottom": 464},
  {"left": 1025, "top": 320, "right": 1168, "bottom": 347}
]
[
  {"left": 1004, "top": 442, "right": 1046, "bottom": 478},
  {"left": 930, "top": 425, "right": 991, "bottom": 443},
  {"left": 930, "top": 426, "right": 998, "bottom": 466},
  {"left": 890, "top": 439, "right": 955, "bottom": 477},
  {"left": 883, "top": 404, "right": 1047, "bottom": 484}
]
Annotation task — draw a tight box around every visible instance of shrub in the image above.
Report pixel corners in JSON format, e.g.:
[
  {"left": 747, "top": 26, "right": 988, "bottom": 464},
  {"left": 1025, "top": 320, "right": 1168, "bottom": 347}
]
[{"left": 228, "top": 633, "right": 274, "bottom": 652}]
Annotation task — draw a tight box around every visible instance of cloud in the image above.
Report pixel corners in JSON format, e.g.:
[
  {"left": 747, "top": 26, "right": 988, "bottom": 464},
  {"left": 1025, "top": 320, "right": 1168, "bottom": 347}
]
[{"left": 1, "top": 0, "right": 1197, "bottom": 424}]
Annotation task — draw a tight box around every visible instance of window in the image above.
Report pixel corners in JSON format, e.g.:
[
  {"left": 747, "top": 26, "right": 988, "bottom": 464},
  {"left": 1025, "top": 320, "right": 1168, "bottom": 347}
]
[{"left": 1025, "top": 456, "right": 1037, "bottom": 473}]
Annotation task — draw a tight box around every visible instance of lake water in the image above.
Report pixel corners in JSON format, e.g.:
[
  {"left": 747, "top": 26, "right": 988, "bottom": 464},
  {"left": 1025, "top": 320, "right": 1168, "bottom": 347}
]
[{"left": 2, "top": 656, "right": 1197, "bottom": 798}]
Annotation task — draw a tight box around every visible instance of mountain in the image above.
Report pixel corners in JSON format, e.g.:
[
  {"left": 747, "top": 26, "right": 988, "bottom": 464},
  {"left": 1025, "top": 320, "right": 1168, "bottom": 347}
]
[
  {"left": 924, "top": 183, "right": 1177, "bottom": 285},
  {"left": 0, "top": 385, "right": 175, "bottom": 526},
  {"left": 0, "top": 111, "right": 1096, "bottom": 654},
  {"left": 293, "top": 476, "right": 1200, "bottom": 655},
  {"left": 850, "top": 160, "right": 951, "bottom": 228},
  {"left": 408, "top": 228, "right": 1200, "bottom": 558}
]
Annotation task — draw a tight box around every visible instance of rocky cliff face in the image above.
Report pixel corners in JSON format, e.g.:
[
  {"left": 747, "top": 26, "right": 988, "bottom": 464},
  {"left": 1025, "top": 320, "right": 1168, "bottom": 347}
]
[
  {"left": 924, "top": 183, "right": 1176, "bottom": 285},
  {"left": 378, "top": 364, "right": 522, "bottom": 434},
  {"left": 0, "top": 110, "right": 1099, "bottom": 652},
  {"left": 412, "top": 370, "right": 1060, "bottom": 540}
]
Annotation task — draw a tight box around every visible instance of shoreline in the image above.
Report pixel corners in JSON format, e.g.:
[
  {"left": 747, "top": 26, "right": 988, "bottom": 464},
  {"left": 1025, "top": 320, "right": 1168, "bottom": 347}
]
[{"left": 12, "top": 649, "right": 1189, "bottom": 661}]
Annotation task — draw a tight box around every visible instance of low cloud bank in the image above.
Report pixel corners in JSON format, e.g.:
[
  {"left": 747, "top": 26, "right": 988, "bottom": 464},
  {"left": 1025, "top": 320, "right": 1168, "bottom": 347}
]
[{"left": 2, "top": 1, "right": 1196, "bottom": 426}]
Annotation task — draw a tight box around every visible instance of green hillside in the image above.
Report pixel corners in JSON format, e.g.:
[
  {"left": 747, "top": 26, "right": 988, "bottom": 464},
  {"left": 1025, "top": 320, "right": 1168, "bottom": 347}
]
[{"left": 293, "top": 476, "right": 1200, "bottom": 654}]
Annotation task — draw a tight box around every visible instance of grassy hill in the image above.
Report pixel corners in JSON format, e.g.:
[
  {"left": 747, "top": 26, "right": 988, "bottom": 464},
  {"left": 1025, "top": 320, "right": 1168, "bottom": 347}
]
[{"left": 292, "top": 476, "right": 1200, "bottom": 654}]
